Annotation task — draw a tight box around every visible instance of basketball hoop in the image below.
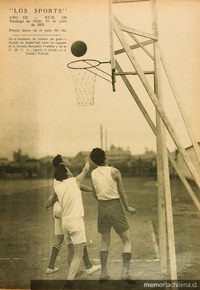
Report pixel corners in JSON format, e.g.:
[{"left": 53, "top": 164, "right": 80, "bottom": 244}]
[{"left": 67, "top": 59, "right": 111, "bottom": 107}]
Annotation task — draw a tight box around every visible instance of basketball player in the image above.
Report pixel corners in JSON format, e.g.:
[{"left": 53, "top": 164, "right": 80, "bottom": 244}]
[
  {"left": 90, "top": 148, "right": 137, "bottom": 282},
  {"left": 45, "top": 154, "right": 101, "bottom": 277},
  {"left": 47, "top": 157, "right": 95, "bottom": 280}
]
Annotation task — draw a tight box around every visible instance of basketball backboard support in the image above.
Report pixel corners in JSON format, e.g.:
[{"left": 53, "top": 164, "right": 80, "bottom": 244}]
[
  {"left": 108, "top": 0, "right": 200, "bottom": 282},
  {"left": 108, "top": 0, "right": 200, "bottom": 188}
]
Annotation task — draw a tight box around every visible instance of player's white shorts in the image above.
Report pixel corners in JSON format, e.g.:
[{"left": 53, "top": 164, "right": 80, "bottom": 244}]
[
  {"left": 62, "top": 217, "right": 86, "bottom": 245},
  {"left": 53, "top": 202, "right": 63, "bottom": 235},
  {"left": 54, "top": 215, "right": 63, "bottom": 235}
]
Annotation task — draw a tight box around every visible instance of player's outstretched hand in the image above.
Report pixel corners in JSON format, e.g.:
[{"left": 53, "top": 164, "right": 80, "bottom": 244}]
[
  {"left": 128, "top": 207, "right": 137, "bottom": 214},
  {"left": 84, "top": 156, "right": 90, "bottom": 172}
]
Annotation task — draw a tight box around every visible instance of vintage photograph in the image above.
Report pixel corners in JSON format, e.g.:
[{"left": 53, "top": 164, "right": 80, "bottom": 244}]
[{"left": 0, "top": 0, "right": 200, "bottom": 289}]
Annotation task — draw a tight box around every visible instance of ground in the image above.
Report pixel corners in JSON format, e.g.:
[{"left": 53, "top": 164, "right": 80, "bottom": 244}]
[{"left": 0, "top": 176, "right": 200, "bottom": 289}]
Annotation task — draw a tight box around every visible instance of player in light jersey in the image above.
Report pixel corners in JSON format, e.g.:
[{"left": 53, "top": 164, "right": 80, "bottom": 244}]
[
  {"left": 90, "top": 148, "right": 137, "bottom": 282},
  {"left": 53, "top": 158, "right": 90, "bottom": 280},
  {"left": 45, "top": 154, "right": 100, "bottom": 277}
]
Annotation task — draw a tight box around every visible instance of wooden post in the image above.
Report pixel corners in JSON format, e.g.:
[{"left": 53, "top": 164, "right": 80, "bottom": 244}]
[
  {"left": 154, "top": 48, "right": 168, "bottom": 274},
  {"left": 151, "top": 0, "right": 168, "bottom": 274},
  {"left": 152, "top": 0, "right": 177, "bottom": 280}
]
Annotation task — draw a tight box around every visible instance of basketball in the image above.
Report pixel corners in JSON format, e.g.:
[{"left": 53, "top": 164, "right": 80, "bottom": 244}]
[{"left": 71, "top": 40, "right": 87, "bottom": 57}]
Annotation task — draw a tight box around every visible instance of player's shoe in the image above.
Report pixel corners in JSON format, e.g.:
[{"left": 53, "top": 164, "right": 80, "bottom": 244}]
[
  {"left": 75, "top": 270, "right": 84, "bottom": 278},
  {"left": 99, "top": 274, "right": 110, "bottom": 281},
  {"left": 46, "top": 267, "right": 59, "bottom": 274},
  {"left": 121, "top": 274, "right": 136, "bottom": 284},
  {"left": 86, "top": 264, "right": 101, "bottom": 275}
]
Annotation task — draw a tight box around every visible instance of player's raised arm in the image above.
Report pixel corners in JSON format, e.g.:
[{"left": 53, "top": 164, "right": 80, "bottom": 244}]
[
  {"left": 75, "top": 157, "right": 90, "bottom": 187},
  {"left": 112, "top": 167, "right": 137, "bottom": 214},
  {"left": 80, "top": 184, "right": 92, "bottom": 192}
]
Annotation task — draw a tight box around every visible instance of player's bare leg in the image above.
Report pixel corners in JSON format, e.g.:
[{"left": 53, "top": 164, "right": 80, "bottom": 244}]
[
  {"left": 67, "top": 243, "right": 84, "bottom": 278},
  {"left": 119, "top": 229, "right": 132, "bottom": 253},
  {"left": 119, "top": 229, "right": 136, "bottom": 283},
  {"left": 67, "top": 243, "right": 100, "bottom": 277},
  {"left": 67, "top": 243, "right": 85, "bottom": 280},
  {"left": 67, "top": 243, "right": 74, "bottom": 265}
]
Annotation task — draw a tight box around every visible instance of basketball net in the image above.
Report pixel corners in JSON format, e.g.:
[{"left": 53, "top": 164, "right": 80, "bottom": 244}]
[
  {"left": 68, "top": 60, "right": 99, "bottom": 107},
  {"left": 70, "top": 68, "right": 96, "bottom": 106}
]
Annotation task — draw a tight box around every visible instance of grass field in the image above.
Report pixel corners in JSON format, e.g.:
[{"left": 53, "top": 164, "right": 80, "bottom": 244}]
[{"left": 0, "top": 176, "right": 200, "bottom": 289}]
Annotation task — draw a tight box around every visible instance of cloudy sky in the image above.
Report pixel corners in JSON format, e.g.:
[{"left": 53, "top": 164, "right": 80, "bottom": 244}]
[{"left": 1, "top": 0, "right": 200, "bottom": 160}]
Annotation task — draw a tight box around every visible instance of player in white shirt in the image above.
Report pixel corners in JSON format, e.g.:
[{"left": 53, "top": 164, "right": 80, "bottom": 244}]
[
  {"left": 90, "top": 148, "right": 137, "bottom": 282},
  {"left": 45, "top": 156, "right": 100, "bottom": 280}
]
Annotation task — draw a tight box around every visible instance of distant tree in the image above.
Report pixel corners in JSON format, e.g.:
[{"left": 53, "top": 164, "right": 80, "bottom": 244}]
[
  {"left": 110, "top": 144, "right": 116, "bottom": 151},
  {"left": 110, "top": 144, "right": 123, "bottom": 152},
  {"left": 13, "top": 149, "right": 30, "bottom": 166},
  {"left": 117, "top": 146, "right": 123, "bottom": 151}
]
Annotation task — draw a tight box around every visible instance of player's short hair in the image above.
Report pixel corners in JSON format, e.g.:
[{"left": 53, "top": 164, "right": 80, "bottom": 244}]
[
  {"left": 54, "top": 164, "right": 68, "bottom": 181},
  {"left": 90, "top": 148, "right": 106, "bottom": 166},
  {"left": 52, "top": 154, "right": 63, "bottom": 168}
]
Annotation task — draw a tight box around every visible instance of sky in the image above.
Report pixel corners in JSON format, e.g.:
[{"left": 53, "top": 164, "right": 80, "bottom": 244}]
[{"left": 0, "top": 0, "right": 200, "bottom": 160}]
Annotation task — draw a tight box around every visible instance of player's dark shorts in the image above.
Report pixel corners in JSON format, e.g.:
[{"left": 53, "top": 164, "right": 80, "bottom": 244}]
[{"left": 98, "top": 199, "right": 129, "bottom": 234}]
